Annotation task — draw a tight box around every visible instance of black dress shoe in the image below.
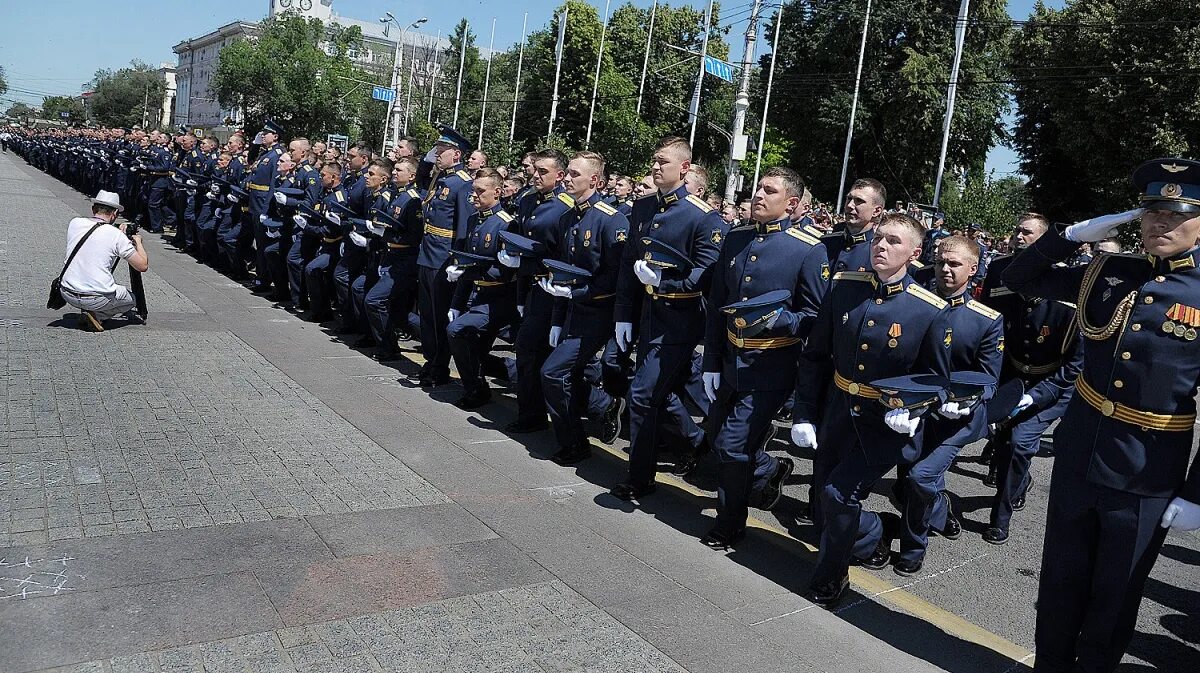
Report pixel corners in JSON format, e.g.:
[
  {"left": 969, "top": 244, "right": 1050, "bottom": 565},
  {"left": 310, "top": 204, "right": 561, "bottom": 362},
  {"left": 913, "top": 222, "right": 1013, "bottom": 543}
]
[
  {"left": 610, "top": 481, "right": 656, "bottom": 501},
  {"left": 795, "top": 503, "right": 813, "bottom": 524},
  {"left": 984, "top": 461, "right": 999, "bottom": 487},
  {"left": 805, "top": 575, "right": 849, "bottom": 608},
  {"left": 600, "top": 397, "right": 626, "bottom": 445},
  {"left": 700, "top": 526, "right": 745, "bottom": 551},
  {"left": 980, "top": 442, "right": 994, "bottom": 463},
  {"left": 419, "top": 374, "right": 450, "bottom": 388},
  {"left": 671, "top": 438, "right": 710, "bottom": 476},
  {"left": 250, "top": 284, "right": 273, "bottom": 296},
  {"left": 893, "top": 558, "right": 923, "bottom": 577},
  {"left": 758, "top": 457, "right": 795, "bottom": 511},
  {"left": 372, "top": 349, "right": 400, "bottom": 362},
  {"left": 505, "top": 418, "right": 549, "bottom": 434},
  {"left": 932, "top": 493, "right": 962, "bottom": 540},
  {"left": 453, "top": 389, "right": 492, "bottom": 410},
  {"left": 551, "top": 444, "right": 591, "bottom": 466},
  {"left": 1014, "top": 475, "right": 1033, "bottom": 511},
  {"left": 983, "top": 526, "right": 1009, "bottom": 545},
  {"left": 851, "top": 539, "right": 891, "bottom": 570}
]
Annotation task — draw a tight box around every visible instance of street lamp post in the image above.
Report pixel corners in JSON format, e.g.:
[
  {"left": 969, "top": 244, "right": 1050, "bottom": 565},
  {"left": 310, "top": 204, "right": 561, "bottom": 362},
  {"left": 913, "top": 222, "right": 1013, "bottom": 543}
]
[{"left": 379, "top": 13, "right": 428, "bottom": 153}]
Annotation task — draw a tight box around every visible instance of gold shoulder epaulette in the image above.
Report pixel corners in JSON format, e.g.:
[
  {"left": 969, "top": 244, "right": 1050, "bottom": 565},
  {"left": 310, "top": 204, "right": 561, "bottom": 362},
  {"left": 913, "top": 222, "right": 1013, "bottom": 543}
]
[
  {"left": 966, "top": 301, "right": 1001, "bottom": 320},
  {"left": 335, "top": 190, "right": 345, "bottom": 202},
  {"left": 456, "top": 169, "right": 472, "bottom": 181},
  {"left": 685, "top": 194, "right": 713, "bottom": 213},
  {"left": 785, "top": 227, "right": 820, "bottom": 246},
  {"left": 557, "top": 193, "right": 575, "bottom": 207},
  {"left": 635, "top": 193, "right": 657, "bottom": 203},
  {"left": 802, "top": 224, "right": 824, "bottom": 239},
  {"left": 595, "top": 201, "right": 617, "bottom": 216},
  {"left": 906, "top": 283, "right": 948, "bottom": 308},
  {"left": 273, "top": 147, "right": 283, "bottom": 155},
  {"left": 832, "top": 271, "right": 875, "bottom": 283},
  {"left": 408, "top": 189, "right": 419, "bottom": 198},
  {"left": 497, "top": 210, "right": 514, "bottom": 222},
  {"left": 909, "top": 260, "right": 925, "bottom": 269},
  {"left": 380, "top": 190, "right": 392, "bottom": 201}
]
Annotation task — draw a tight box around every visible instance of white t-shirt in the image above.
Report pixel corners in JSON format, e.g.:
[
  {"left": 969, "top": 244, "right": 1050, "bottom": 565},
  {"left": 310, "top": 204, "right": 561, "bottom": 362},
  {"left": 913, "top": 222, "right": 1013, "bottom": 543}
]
[{"left": 60, "top": 217, "right": 136, "bottom": 295}]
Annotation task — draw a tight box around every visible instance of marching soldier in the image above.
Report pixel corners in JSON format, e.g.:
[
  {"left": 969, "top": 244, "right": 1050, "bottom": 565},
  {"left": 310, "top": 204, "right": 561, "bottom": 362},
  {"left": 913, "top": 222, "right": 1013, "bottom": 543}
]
[
  {"left": 140, "top": 131, "right": 176, "bottom": 233},
  {"left": 699, "top": 167, "right": 830, "bottom": 548},
  {"left": 302, "top": 162, "right": 350, "bottom": 322},
  {"left": 823, "top": 178, "right": 887, "bottom": 273},
  {"left": 1002, "top": 159, "right": 1200, "bottom": 673},
  {"left": 360, "top": 157, "right": 424, "bottom": 360},
  {"left": 790, "top": 213, "right": 953, "bottom": 607},
  {"left": 246, "top": 120, "right": 285, "bottom": 290}
]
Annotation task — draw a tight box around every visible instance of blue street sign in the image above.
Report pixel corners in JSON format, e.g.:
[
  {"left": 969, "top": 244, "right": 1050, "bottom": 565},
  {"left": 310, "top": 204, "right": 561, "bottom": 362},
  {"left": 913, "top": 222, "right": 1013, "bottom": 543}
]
[
  {"left": 60, "top": 111, "right": 70, "bottom": 119},
  {"left": 371, "top": 86, "right": 396, "bottom": 103},
  {"left": 703, "top": 56, "right": 735, "bottom": 83}
]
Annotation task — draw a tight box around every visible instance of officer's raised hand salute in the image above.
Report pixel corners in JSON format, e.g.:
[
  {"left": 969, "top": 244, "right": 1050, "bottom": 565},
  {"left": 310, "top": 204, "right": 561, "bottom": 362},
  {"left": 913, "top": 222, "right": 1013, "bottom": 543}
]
[
  {"left": 792, "top": 213, "right": 952, "bottom": 608},
  {"left": 1001, "top": 158, "right": 1200, "bottom": 673},
  {"left": 699, "top": 167, "right": 830, "bottom": 550}
]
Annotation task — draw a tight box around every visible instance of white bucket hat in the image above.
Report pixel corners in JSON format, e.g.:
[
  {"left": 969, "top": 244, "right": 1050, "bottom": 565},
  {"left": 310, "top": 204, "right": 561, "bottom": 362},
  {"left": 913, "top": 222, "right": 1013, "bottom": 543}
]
[{"left": 90, "top": 190, "right": 124, "bottom": 212}]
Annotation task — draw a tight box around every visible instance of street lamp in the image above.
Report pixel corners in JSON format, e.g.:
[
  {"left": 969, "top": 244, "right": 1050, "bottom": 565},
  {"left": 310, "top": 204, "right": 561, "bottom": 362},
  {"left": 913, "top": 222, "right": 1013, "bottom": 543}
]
[{"left": 379, "top": 13, "right": 429, "bottom": 152}]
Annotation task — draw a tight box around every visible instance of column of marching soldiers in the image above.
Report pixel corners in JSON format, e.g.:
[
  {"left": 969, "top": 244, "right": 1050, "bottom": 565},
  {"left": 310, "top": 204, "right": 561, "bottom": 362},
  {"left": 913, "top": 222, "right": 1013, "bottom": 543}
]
[{"left": 9, "top": 120, "right": 1200, "bottom": 673}]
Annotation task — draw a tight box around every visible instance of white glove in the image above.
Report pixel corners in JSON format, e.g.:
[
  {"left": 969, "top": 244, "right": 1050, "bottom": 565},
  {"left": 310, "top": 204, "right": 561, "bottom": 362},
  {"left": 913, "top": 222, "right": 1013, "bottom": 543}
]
[
  {"left": 366, "top": 222, "right": 385, "bottom": 237},
  {"left": 633, "top": 259, "right": 662, "bottom": 287},
  {"left": 226, "top": 193, "right": 239, "bottom": 203},
  {"left": 326, "top": 213, "right": 341, "bottom": 226},
  {"left": 186, "top": 179, "right": 198, "bottom": 187},
  {"left": 1014, "top": 394, "right": 1034, "bottom": 415},
  {"left": 1160, "top": 497, "right": 1200, "bottom": 531},
  {"left": 1063, "top": 208, "right": 1144, "bottom": 243},
  {"left": 939, "top": 401, "right": 971, "bottom": 419},
  {"left": 702, "top": 372, "right": 721, "bottom": 402},
  {"left": 348, "top": 231, "right": 368, "bottom": 247},
  {"left": 517, "top": 304, "right": 525, "bottom": 318},
  {"left": 447, "top": 308, "right": 461, "bottom": 322},
  {"left": 615, "top": 321, "right": 633, "bottom": 352},
  {"left": 791, "top": 422, "right": 818, "bottom": 449},
  {"left": 497, "top": 249, "right": 520, "bottom": 268},
  {"left": 258, "top": 214, "right": 268, "bottom": 223},
  {"left": 764, "top": 310, "right": 782, "bottom": 330},
  {"left": 538, "top": 278, "right": 572, "bottom": 298},
  {"left": 273, "top": 191, "right": 287, "bottom": 205},
  {"left": 186, "top": 189, "right": 196, "bottom": 197},
  {"left": 207, "top": 189, "right": 219, "bottom": 200},
  {"left": 884, "top": 408, "right": 920, "bottom": 437},
  {"left": 130, "top": 165, "right": 140, "bottom": 172},
  {"left": 445, "top": 264, "right": 464, "bottom": 282},
  {"left": 549, "top": 326, "right": 562, "bottom": 348},
  {"left": 265, "top": 228, "right": 282, "bottom": 239},
  {"left": 292, "top": 214, "right": 307, "bottom": 229}
]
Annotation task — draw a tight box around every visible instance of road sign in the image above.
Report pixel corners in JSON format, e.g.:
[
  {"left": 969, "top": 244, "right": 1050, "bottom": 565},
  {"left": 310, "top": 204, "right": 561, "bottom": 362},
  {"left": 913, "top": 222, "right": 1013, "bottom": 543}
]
[
  {"left": 703, "top": 56, "right": 735, "bottom": 83},
  {"left": 371, "top": 86, "right": 396, "bottom": 103},
  {"left": 60, "top": 112, "right": 70, "bottom": 119}
]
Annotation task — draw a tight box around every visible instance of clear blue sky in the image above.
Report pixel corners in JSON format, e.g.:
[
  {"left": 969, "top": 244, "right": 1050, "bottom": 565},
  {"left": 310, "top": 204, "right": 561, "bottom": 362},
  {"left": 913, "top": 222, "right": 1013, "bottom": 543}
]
[{"left": 1, "top": 0, "right": 1057, "bottom": 175}]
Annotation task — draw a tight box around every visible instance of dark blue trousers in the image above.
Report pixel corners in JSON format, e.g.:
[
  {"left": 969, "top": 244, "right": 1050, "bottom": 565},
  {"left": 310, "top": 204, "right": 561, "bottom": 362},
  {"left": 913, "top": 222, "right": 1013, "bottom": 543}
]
[
  {"left": 542, "top": 332, "right": 614, "bottom": 449},
  {"left": 195, "top": 201, "right": 220, "bottom": 263},
  {"left": 448, "top": 299, "right": 516, "bottom": 395},
  {"left": 627, "top": 341, "right": 704, "bottom": 487},
  {"left": 711, "top": 386, "right": 786, "bottom": 534},
  {"left": 991, "top": 390, "right": 1072, "bottom": 531},
  {"left": 810, "top": 446, "right": 894, "bottom": 586},
  {"left": 417, "top": 264, "right": 453, "bottom": 378},
  {"left": 286, "top": 232, "right": 319, "bottom": 307},
  {"left": 146, "top": 178, "right": 173, "bottom": 233},
  {"left": 304, "top": 245, "right": 340, "bottom": 317},
  {"left": 514, "top": 290, "right": 554, "bottom": 424},
  {"left": 364, "top": 252, "right": 418, "bottom": 348},
  {"left": 334, "top": 244, "right": 367, "bottom": 331},
  {"left": 898, "top": 439, "right": 962, "bottom": 563},
  {"left": 217, "top": 209, "right": 246, "bottom": 276}
]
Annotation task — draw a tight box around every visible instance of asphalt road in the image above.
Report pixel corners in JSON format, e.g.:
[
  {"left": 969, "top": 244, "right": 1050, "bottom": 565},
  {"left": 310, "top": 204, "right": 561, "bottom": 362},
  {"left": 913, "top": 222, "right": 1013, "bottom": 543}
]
[{"left": 0, "top": 148, "right": 1195, "bottom": 673}]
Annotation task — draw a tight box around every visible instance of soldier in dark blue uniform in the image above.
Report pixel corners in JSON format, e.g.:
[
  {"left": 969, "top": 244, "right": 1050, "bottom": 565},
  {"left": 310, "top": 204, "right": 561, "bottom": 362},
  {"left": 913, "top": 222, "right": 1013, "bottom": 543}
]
[
  {"left": 498, "top": 149, "right": 575, "bottom": 431},
  {"left": 699, "top": 167, "right": 830, "bottom": 548},
  {"left": 920, "top": 211, "right": 950, "bottom": 265},
  {"left": 140, "top": 131, "right": 176, "bottom": 233},
  {"left": 361, "top": 157, "right": 423, "bottom": 360},
  {"left": 303, "top": 165, "right": 350, "bottom": 322},
  {"left": 172, "top": 133, "right": 207, "bottom": 251},
  {"left": 215, "top": 135, "right": 249, "bottom": 275},
  {"left": 980, "top": 213, "right": 1083, "bottom": 545},
  {"left": 610, "top": 137, "right": 728, "bottom": 500},
  {"left": 335, "top": 159, "right": 393, "bottom": 333},
  {"left": 894, "top": 235, "right": 1004, "bottom": 575},
  {"left": 539, "top": 152, "right": 629, "bottom": 465},
  {"left": 446, "top": 168, "right": 519, "bottom": 408},
  {"left": 244, "top": 120, "right": 285, "bottom": 289},
  {"left": 822, "top": 178, "right": 887, "bottom": 274},
  {"left": 416, "top": 125, "right": 475, "bottom": 387},
  {"left": 278, "top": 147, "right": 323, "bottom": 309},
  {"left": 791, "top": 213, "right": 953, "bottom": 607},
  {"left": 1002, "top": 158, "right": 1200, "bottom": 673}
]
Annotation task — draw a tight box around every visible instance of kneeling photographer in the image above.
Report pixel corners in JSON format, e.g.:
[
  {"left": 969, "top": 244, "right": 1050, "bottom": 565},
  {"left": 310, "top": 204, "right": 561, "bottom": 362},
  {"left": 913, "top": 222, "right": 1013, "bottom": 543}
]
[{"left": 57, "top": 190, "right": 149, "bottom": 332}]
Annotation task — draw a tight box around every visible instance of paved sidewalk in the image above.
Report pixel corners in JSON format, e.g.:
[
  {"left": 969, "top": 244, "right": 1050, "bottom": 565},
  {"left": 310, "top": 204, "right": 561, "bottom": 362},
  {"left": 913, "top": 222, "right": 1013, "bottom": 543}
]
[{"left": 0, "top": 150, "right": 1195, "bottom": 673}]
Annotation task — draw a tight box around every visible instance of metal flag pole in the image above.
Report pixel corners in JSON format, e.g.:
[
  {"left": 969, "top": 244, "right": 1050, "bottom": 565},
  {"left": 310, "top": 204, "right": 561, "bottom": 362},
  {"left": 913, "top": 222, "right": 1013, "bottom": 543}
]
[
  {"left": 752, "top": 5, "right": 784, "bottom": 190},
  {"left": 452, "top": 20, "right": 469, "bottom": 128},
  {"left": 548, "top": 6, "right": 569, "bottom": 137},
  {"left": 835, "top": 0, "right": 872, "bottom": 214},
  {"left": 427, "top": 29, "right": 442, "bottom": 123},
  {"left": 509, "top": 12, "right": 528, "bottom": 143},
  {"left": 688, "top": 0, "right": 715, "bottom": 146},
  {"left": 585, "top": 0, "right": 612, "bottom": 148},
  {"left": 636, "top": 0, "right": 657, "bottom": 114},
  {"left": 403, "top": 39, "right": 418, "bottom": 134},
  {"left": 479, "top": 18, "right": 497, "bottom": 148},
  {"left": 933, "top": 0, "right": 971, "bottom": 207}
]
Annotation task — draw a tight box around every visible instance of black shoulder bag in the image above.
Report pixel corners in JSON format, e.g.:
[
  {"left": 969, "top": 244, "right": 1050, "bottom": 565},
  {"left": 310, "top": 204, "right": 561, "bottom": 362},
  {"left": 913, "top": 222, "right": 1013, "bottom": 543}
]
[{"left": 48, "top": 222, "right": 106, "bottom": 310}]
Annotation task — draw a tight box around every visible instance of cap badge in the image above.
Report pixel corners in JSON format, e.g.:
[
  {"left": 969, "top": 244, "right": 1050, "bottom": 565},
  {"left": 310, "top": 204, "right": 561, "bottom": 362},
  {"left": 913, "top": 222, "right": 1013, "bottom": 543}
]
[
  {"left": 1161, "top": 163, "right": 1187, "bottom": 173},
  {"left": 1161, "top": 183, "right": 1183, "bottom": 198}
]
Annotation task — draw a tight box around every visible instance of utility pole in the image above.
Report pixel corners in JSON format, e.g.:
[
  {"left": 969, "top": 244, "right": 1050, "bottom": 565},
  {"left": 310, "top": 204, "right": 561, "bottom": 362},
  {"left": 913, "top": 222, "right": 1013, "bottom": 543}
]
[
  {"left": 427, "top": 29, "right": 442, "bottom": 123},
  {"left": 835, "top": 0, "right": 873, "bottom": 214},
  {"left": 141, "top": 85, "right": 149, "bottom": 129},
  {"left": 752, "top": 5, "right": 784, "bottom": 191},
  {"left": 933, "top": 0, "right": 971, "bottom": 207},
  {"left": 687, "top": 0, "right": 714, "bottom": 146},
  {"left": 722, "top": 0, "right": 762, "bottom": 204}
]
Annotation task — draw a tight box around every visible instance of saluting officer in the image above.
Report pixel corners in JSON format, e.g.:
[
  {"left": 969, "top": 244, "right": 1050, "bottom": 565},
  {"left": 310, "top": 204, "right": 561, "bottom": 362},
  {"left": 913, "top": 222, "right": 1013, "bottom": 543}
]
[
  {"left": 894, "top": 235, "right": 1004, "bottom": 575},
  {"left": 1002, "top": 159, "right": 1200, "bottom": 673},
  {"left": 791, "top": 213, "right": 953, "bottom": 607},
  {"left": 539, "top": 151, "right": 629, "bottom": 465},
  {"left": 610, "top": 136, "right": 728, "bottom": 500},
  {"left": 699, "top": 167, "right": 830, "bottom": 549},
  {"left": 416, "top": 125, "right": 475, "bottom": 387},
  {"left": 980, "top": 213, "right": 1083, "bottom": 545},
  {"left": 445, "top": 168, "right": 520, "bottom": 409}
]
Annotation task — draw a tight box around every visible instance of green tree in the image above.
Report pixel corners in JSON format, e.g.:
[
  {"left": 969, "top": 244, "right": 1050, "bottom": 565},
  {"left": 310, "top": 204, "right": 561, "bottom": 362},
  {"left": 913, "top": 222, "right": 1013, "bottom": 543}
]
[
  {"left": 89, "top": 61, "right": 168, "bottom": 129},
  {"left": 1011, "top": 0, "right": 1200, "bottom": 220},
  {"left": 211, "top": 14, "right": 380, "bottom": 141},
  {"left": 4, "top": 102, "right": 37, "bottom": 119},
  {"left": 762, "top": 0, "right": 1012, "bottom": 204},
  {"left": 41, "top": 95, "right": 85, "bottom": 123},
  {"left": 940, "top": 174, "right": 1030, "bottom": 236}
]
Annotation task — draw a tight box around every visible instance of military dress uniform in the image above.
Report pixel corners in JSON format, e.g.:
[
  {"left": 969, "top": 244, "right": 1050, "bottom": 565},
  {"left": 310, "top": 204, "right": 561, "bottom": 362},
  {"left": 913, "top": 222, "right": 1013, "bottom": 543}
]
[
  {"left": 416, "top": 160, "right": 474, "bottom": 385},
  {"left": 142, "top": 142, "right": 175, "bottom": 233},
  {"left": 361, "top": 185, "right": 424, "bottom": 357},
  {"left": 822, "top": 225, "right": 874, "bottom": 273},
  {"left": 335, "top": 183, "right": 393, "bottom": 331},
  {"left": 612, "top": 187, "right": 727, "bottom": 495},
  {"left": 267, "top": 164, "right": 321, "bottom": 305},
  {"left": 1004, "top": 159, "right": 1200, "bottom": 673},
  {"left": 303, "top": 186, "right": 351, "bottom": 320},
  {"left": 173, "top": 144, "right": 207, "bottom": 250},
  {"left": 702, "top": 219, "right": 830, "bottom": 542},
  {"left": 795, "top": 271, "right": 952, "bottom": 603},
  {"left": 214, "top": 154, "right": 248, "bottom": 274},
  {"left": 508, "top": 186, "right": 576, "bottom": 428},
  {"left": 247, "top": 132, "right": 285, "bottom": 291},
  {"left": 283, "top": 162, "right": 326, "bottom": 308},
  {"left": 981, "top": 253, "right": 1082, "bottom": 541},
  {"left": 540, "top": 193, "right": 629, "bottom": 460},
  {"left": 896, "top": 290, "right": 1004, "bottom": 569},
  {"left": 447, "top": 206, "right": 520, "bottom": 404}
]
